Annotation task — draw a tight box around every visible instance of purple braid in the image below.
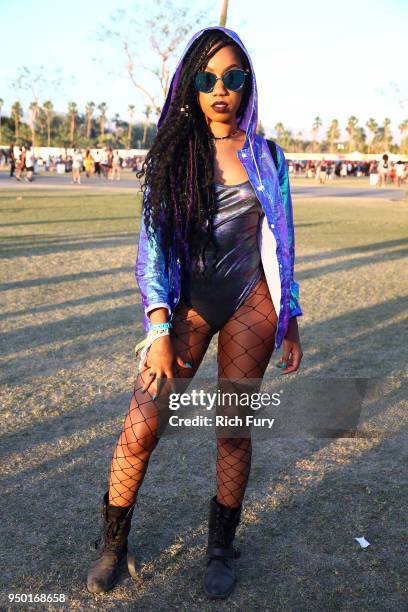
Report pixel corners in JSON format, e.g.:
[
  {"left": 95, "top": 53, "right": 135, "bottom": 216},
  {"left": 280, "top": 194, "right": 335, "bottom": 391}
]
[
  {"left": 170, "top": 165, "right": 189, "bottom": 271},
  {"left": 183, "top": 136, "right": 195, "bottom": 270}
]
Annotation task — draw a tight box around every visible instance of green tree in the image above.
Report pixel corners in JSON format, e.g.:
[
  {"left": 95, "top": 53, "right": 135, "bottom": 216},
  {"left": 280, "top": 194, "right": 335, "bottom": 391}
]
[
  {"left": 68, "top": 102, "right": 77, "bottom": 146},
  {"left": 127, "top": 104, "right": 135, "bottom": 148},
  {"left": 85, "top": 102, "right": 95, "bottom": 139},
  {"left": 43, "top": 100, "right": 53, "bottom": 147},
  {"left": 366, "top": 118, "right": 378, "bottom": 153},
  {"left": 98, "top": 102, "right": 108, "bottom": 137},
  {"left": 142, "top": 105, "right": 152, "bottom": 146},
  {"left": 398, "top": 119, "right": 408, "bottom": 155},
  {"left": 346, "top": 115, "right": 358, "bottom": 152},
  {"left": 274, "top": 122, "right": 285, "bottom": 138},
  {"left": 326, "top": 119, "right": 340, "bottom": 152},
  {"left": 29, "top": 101, "right": 40, "bottom": 146},
  {"left": 11, "top": 101, "right": 23, "bottom": 143},
  {"left": 312, "top": 116, "right": 322, "bottom": 152},
  {"left": 382, "top": 117, "right": 392, "bottom": 152}
]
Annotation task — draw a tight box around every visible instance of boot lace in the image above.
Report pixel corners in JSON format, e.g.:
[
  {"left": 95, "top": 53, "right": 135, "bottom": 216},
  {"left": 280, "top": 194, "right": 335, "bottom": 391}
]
[{"left": 93, "top": 517, "right": 127, "bottom": 556}]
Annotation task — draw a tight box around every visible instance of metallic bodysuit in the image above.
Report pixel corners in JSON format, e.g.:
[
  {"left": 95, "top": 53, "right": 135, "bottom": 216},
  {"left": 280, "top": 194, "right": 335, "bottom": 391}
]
[{"left": 180, "top": 180, "right": 264, "bottom": 331}]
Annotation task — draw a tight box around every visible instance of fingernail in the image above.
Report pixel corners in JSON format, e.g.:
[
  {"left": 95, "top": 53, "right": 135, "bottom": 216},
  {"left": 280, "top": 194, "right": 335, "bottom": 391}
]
[
  {"left": 140, "top": 387, "right": 146, "bottom": 393},
  {"left": 184, "top": 362, "right": 193, "bottom": 368},
  {"left": 152, "top": 394, "right": 157, "bottom": 401},
  {"left": 276, "top": 362, "right": 286, "bottom": 369}
]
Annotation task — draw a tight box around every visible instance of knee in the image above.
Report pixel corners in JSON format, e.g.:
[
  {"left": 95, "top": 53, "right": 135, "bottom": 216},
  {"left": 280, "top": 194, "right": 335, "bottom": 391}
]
[{"left": 121, "top": 428, "right": 158, "bottom": 457}]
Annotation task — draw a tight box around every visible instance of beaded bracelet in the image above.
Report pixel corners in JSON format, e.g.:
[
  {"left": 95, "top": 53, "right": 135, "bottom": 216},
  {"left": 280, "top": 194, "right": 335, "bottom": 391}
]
[{"left": 135, "top": 324, "right": 172, "bottom": 372}]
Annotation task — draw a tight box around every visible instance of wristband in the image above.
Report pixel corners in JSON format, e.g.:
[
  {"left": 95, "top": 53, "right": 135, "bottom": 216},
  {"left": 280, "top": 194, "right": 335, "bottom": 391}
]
[
  {"left": 134, "top": 329, "right": 171, "bottom": 372},
  {"left": 149, "top": 321, "right": 172, "bottom": 331}
]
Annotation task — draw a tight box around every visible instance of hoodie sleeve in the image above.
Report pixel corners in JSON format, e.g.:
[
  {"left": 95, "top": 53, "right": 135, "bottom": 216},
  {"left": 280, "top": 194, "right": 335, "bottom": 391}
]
[
  {"left": 135, "top": 190, "right": 172, "bottom": 320},
  {"left": 276, "top": 145, "right": 303, "bottom": 318}
]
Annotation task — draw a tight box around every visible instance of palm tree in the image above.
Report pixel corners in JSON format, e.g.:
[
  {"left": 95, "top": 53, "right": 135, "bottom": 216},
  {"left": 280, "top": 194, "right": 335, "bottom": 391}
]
[
  {"left": 11, "top": 101, "right": 23, "bottom": 143},
  {"left": 43, "top": 100, "right": 53, "bottom": 147},
  {"left": 29, "top": 101, "right": 40, "bottom": 146},
  {"left": 142, "top": 104, "right": 152, "bottom": 146},
  {"left": 382, "top": 118, "right": 392, "bottom": 152},
  {"left": 127, "top": 104, "right": 135, "bottom": 149},
  {"left": 98, "top": 103, "right": 108, "bottom": 137},
  {"left": 68, "top": 102, "right": 77, "bottom": 147},
  {"left": 274, "top": 122, "right": 285, "bottom": 138},
  {"left": 312, "top": 116, "right": 322, "bottom": 152},
  {"left": 326, "top": 119, "right": 340, "bottom": 152},
  {"left": 85, "top": 101, "right": 95, "bottom": 139},
  {"left": 366, "top": 118, "right": 378, "bottom": 153},
  {"left": 0, "top": 98, "right": 4, "bottom": 144},
  {"left": 398, "top": 119, "right": 408, "bottom": 154},
  {"left": 346, "top": 116, "right": 359, "bottom": 152}
]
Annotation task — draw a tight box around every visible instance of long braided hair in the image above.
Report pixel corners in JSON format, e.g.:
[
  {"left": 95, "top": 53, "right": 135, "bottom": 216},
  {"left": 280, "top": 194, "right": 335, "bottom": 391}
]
[{"left": 136, "top": 30, "right": 252, "bottom": 278}]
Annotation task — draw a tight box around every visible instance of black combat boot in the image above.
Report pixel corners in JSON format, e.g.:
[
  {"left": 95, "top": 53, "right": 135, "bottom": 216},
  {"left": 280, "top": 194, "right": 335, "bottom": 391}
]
[
  {"left": 86, "top": 491, "right": 136, "bottom": 593},
  {"left": 203, "top": 495, "right": 243, "bottom": 599}
]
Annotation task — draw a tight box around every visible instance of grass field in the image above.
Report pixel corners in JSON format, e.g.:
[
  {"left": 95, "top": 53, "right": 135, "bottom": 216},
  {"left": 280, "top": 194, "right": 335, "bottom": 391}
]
[{"left": 1, "top": 186, "right": 407, "bottom": 611}]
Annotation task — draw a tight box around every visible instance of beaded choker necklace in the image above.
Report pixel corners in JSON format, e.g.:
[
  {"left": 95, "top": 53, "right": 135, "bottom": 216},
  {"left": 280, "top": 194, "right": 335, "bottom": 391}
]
[{"left": 210, "top": 128, "right": 241, "bottom": 141}]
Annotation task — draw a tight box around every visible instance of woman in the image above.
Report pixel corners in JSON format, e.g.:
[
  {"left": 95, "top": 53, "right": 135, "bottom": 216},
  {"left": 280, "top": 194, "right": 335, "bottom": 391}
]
[
  {"left": 83, "top": 149, "right": 94, "bottom": 178},
  {"left": 86, "top": 26, "right": 303, "bottom": 600},
  {"left": 111, "top": 149, "right": 121, "bottom": 181},
  {"left": 71, "top": 149, "right": 83, "bottom": 184},
  {"left": 8, "top": 145, "right": 16, "bottom": 177}
]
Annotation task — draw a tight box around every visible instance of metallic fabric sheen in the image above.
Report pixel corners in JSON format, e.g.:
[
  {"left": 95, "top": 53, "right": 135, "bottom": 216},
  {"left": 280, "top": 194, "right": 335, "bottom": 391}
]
[
  {"left": 180, "top": 180, "right": 263, "bottom": 330},
  {"left": 135, "top": 25, "right": 303, "bottom": 349}
]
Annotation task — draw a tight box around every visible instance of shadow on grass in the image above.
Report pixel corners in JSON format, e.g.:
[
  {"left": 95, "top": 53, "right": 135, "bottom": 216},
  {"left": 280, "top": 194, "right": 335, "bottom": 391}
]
[
  {"left": 0, "top": 265, "right": 134, "bottom": 292},
  {"left": 0, "top": 215, "right": 138, "bottom": 228},
  {"left": 1, "top": 385, "right": 406, "bottom": 610},
  {"left": 0, "top": 288, "right": 137, "bottom": 320},
  {"left": 0, "top": 233, "right": 138, "bottom": 259},
  {"left": 297, "top": 237, "right": 408, "bottom": 265}
]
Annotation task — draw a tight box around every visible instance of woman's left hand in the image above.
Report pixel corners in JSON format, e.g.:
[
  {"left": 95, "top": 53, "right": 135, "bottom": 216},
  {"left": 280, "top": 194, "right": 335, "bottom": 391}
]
[{"left": 276, "top": 317, "right": 303, "bottom": 374}]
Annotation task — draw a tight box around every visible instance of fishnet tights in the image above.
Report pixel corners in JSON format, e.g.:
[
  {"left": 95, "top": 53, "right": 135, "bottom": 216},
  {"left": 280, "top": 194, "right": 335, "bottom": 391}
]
[{"left": 108, "top": 271, "right": 277, "bottom": 510}]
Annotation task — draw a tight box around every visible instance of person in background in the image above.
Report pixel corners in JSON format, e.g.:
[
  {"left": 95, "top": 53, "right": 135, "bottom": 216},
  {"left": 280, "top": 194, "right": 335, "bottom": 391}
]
[
  {"left": 71, "top": 149, "right": 83, "bottom": 184},
  {"left": 395, "top": 161, "right": 405, "bottom": 187},
  {"left": 377, "top": 154, "right": 390, "bottom": 188},
  {"left": 25, "top": 145, "right": 35, "bottom": 182},
  {"left": 319, "top": 159, "right": 327, "bottom": 184},
  {"left": 107, "top": 148, "right": 114, "bottom": 179},
  {"left": 94, "top": 150, "right": 101, "bottom": 177},
  {"left": 100, "top": 147, "right": 109, "bottom": 178},
  {"left": 8, "top": 145, "right": 16, "bottom": 177},
  {"left": 111, "top": 150, "right": 121, "bottom": 181},
  {"left": 84, "top": 150, "right": 94, "bottom": 178},
  {"left": 15, "top": 146, "right": 25, "bottom": 181},
  {"left": 389, "top": 162, "right": 396, "bottom": 184}
]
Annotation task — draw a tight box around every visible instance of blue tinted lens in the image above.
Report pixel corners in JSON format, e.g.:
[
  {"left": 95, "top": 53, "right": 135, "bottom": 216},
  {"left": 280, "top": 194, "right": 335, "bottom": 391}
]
[
  {"left": 223, "top": 69, "right": 246, "bottom": 91},
  {"left": 195, "top": 71, "right": 216, "bottom": 92}
]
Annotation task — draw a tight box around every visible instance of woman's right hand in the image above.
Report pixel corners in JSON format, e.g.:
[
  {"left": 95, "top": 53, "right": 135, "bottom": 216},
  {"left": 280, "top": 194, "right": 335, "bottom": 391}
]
[{"left": 141, "top": 335, "right": 192, "bottom": 398}]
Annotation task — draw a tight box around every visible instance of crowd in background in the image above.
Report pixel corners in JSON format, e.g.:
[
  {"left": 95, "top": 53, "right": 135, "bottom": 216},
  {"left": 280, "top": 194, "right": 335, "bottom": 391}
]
[
  {"left": 1, "top": 145, "right": 407, "bottom": 188},
  {"left": 0, "top": 145, "right": 145, "bottom": 182},
  {"left": 288, "top": 155, "right": 408, "bottom": 187}
]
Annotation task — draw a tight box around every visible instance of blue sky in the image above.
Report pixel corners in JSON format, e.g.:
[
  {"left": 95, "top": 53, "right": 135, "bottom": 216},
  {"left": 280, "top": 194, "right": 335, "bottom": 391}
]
[{"left": 1, "top": 0, "right": 407, "bottom": 140}]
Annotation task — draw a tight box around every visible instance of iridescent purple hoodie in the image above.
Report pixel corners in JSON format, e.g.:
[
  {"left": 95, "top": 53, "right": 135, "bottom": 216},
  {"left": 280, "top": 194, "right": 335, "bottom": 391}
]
[{"left": 135, "top": 25, "right": 302, "bottom": 349}]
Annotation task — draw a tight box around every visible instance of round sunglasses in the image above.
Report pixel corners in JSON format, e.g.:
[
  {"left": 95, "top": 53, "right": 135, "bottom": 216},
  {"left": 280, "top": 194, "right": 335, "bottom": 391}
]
[{"left": 194, "top": 68, "right": 249, "bottom": 93}]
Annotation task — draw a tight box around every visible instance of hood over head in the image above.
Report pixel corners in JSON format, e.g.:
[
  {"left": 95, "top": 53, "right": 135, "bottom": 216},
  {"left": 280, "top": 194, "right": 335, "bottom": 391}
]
[{"left": 157, "top": 26, "right": 258, "bottom": 145}]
